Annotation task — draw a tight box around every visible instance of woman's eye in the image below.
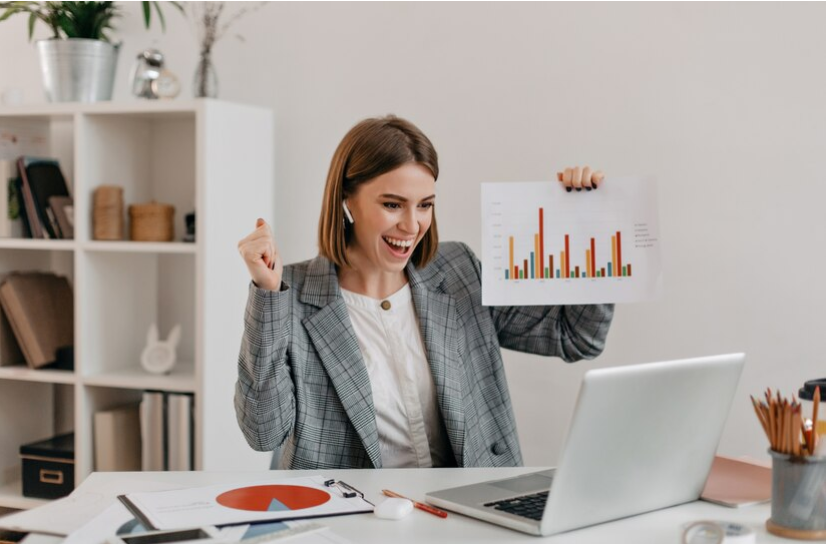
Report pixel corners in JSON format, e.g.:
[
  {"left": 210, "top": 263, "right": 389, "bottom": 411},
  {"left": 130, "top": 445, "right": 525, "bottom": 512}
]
[
  {"left": 420, "top": 202, "right": 434, "bottom": 209},
  {"left": 383, "top": 202, "right": 401, "bottom": 210}
]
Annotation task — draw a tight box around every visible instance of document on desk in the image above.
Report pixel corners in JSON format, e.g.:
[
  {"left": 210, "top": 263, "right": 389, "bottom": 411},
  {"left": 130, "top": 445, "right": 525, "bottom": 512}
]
[
  {"left": 481, "top": 177, "right": 662, "bottom": 305},
  {"left": 0, "top": 478, "right": 180, "bottom": 536},
  {"left": 120, "top": 475, "right": 373, "bottom": 531}
]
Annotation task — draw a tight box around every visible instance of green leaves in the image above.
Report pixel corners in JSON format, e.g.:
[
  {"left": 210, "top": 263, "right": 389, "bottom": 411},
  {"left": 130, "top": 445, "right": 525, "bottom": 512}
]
[
  {"left": 143, "top": 1, "right": 184, "bottom": 31},
  {"left": 53, "top": 2, "right": 119, "bottom": 41},
  {"left": 0, "top": 1, "right": 184, "bottom": 42}
]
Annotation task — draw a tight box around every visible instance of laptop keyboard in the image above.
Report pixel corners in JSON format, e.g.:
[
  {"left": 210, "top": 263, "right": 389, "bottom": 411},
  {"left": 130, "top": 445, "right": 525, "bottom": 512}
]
[{"left": 484, "top": 490, "right": 549, "bottom": 521}]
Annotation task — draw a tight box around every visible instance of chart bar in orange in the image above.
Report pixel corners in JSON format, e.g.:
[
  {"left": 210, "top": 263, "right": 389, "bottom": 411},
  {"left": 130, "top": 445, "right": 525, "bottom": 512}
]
[
  {"left": 534, "top": 234, "right": 540, "bottom": 278},
  {"left": 588, "top": 238, "right": 597, "bottom": 278},
  {"left": 564, "top": 235, "right": 570, "bottom": 278},
  {"left": 616, "top": 231, "right": 622, "bottom": 276},
  {"left": 586, "top": 250, "right": 591, "bottom": 278},
  {"left": 611, "top": 235, "right": 617, "bottom": 276}
]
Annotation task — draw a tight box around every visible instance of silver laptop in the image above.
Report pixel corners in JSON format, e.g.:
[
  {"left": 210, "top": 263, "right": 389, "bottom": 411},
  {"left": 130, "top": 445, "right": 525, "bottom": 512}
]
[{"left": 426, "top": 353, "right": 745, "bottom": 536}]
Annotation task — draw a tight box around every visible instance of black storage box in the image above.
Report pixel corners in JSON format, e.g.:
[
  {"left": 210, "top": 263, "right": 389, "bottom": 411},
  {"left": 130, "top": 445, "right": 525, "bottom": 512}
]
[{"left": 19, "top": 432, "right": 74, "bottom": 499}]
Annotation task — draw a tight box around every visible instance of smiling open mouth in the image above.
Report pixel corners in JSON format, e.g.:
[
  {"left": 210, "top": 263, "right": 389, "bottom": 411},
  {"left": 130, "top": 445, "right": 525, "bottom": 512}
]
[{"left": 383, "top": 236, "right": 414, "bottom": 256}]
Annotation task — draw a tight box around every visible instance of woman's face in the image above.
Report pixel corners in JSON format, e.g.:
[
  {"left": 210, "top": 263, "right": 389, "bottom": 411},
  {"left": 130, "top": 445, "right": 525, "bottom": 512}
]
[{"left": 345, "top": 162, "right": 436, "bottom": 275}]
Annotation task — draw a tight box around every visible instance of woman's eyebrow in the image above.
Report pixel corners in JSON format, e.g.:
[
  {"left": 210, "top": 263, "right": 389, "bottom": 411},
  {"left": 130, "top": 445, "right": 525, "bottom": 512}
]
[{"left": 379, "top": 193, "right": 436, "bottom": 202}]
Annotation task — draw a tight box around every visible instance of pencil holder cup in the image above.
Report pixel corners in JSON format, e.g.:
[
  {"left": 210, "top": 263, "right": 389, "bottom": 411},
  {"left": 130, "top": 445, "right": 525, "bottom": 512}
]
[{"left": 767, "top": 450, "right": 826, "bottom": 540}]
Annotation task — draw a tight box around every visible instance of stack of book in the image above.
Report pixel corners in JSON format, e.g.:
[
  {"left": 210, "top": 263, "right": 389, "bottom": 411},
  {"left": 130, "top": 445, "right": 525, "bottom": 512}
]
[
  {"left": 0, "top": 157, "right": 74, "bottom": 240},
  {"left": 94, "top": 391, "right": 195, "bottom": 472},
  {"left": 0, "top": 272, "right": 74, "bottom": 370}
]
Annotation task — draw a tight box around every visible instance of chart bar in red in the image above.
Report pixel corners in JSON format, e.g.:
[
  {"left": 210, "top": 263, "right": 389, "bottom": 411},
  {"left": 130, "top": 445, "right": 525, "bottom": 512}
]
[
  {"left": 549, "top": 256, "right": 553, "bottom": 279},
  {"left": 539, "top": 208, "right": 544, "bottom": 282}
]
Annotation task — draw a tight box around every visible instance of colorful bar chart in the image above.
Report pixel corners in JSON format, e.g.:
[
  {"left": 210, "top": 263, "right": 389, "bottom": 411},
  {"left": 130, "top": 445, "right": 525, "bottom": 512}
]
[
  {"left": 506, "top": 208, "right": 632, "bottom": 280},
  {"left": 481, "top": 178, "right": 662, "bottom": 305}
]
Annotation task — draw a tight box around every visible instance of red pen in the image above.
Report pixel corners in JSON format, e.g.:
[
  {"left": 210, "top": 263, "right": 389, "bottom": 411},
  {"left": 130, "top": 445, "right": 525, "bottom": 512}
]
[{"left": 382, "top": 489, "right": 448, "bottom": 518}]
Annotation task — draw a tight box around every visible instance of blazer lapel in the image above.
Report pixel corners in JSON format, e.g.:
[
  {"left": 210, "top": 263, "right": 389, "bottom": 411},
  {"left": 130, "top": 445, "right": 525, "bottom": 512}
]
[
  {"left": 300, "top": 256, "right": 382, "bottom": 468},
  {"left": 407, "top": 262, "right": 466, "bottom": 465}
]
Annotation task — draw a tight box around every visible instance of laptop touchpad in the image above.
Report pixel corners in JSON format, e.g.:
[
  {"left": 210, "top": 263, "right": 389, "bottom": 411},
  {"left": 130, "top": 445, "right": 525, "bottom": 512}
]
[{"left": 489, "top": 474, "right": 553, "bottom": 493}]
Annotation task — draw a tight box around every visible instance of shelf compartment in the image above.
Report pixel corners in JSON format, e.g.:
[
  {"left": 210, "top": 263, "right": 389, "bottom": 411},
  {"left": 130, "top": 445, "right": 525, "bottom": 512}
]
[
  {"left": 80, "top": 113, "right": 196, "bottom": 245},
  {"left": 81, "top": 252, "right": 195, "bottom": 377},
  {"left": 0, "top": 366, "right": 75, "bottom": 385},
  {"left": 84, "top": 362, "right": 195, "bottom": 393},
  {"left": 0, "top": 381, "right": 74, "bottom": 508}
]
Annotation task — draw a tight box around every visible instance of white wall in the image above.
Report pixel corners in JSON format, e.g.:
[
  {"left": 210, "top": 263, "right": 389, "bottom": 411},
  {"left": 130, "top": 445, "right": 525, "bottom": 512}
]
[{"left": 2, "top": 2, "right": 823, "bottom": 466}]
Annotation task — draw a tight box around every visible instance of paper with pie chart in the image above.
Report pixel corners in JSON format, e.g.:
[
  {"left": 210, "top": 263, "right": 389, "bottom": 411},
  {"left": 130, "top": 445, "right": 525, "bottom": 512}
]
[
  {"left": 120, "top": 476, "right": 373, "bottom": 531},
  {"left": 481, "top": 177, "right": 662, "bottom": 305}
]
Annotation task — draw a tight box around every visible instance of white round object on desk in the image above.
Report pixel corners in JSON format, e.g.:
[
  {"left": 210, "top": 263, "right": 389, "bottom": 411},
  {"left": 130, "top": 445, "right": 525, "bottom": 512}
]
[
  {"left": 374, "top": 498, "right": 414, "bottom": 520},
  {"left": 682, "top": 520, "right": 756, "bottom": 544}
]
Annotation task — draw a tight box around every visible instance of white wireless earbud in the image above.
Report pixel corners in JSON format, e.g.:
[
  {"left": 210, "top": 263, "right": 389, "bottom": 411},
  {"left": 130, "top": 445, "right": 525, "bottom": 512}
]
[{"left": 342, "top": 201, "right": 355, "bottom": 224}]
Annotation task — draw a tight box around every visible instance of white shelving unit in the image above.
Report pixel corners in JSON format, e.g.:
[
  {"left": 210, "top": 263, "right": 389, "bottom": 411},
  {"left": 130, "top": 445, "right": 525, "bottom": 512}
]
[{"left": 0, "top": 99, "right": 275, "bottom": 509}]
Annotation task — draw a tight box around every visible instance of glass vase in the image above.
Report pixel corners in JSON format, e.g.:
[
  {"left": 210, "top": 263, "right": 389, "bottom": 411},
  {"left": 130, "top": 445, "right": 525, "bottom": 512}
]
[{"left": 193, "top": 52, "right": 218, "bottom": 98}]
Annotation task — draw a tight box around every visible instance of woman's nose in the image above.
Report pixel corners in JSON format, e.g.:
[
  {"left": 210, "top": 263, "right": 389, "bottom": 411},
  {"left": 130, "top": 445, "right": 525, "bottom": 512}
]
[{"left": 400, "top": 209, "right": 417, "bottom": 233}]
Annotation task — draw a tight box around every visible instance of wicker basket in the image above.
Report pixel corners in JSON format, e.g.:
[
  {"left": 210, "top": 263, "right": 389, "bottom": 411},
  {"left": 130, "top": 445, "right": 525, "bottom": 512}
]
[
  {"left": 128, "top": 201, "right": 175, "bottom": 242},
  {"left": 92, "top": 185, "right": 124, "bottom": 240}
]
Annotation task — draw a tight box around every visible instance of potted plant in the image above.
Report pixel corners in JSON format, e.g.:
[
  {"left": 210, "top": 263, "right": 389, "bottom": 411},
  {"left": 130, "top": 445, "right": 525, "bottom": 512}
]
[{"left": 0, "top": 1, "right": 182, "bottom": 102}]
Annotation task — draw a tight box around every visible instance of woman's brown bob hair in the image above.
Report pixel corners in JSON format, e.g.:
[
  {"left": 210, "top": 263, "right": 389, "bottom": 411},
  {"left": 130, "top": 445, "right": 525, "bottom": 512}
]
[{"left": 318, "top": 115, "right": 439, "bottom": 269}]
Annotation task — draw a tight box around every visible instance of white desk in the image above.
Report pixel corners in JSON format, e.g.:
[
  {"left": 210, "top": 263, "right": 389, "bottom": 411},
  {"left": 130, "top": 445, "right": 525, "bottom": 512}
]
[{"left": 13, "top": 468, "right": 795, "bottom": 543}]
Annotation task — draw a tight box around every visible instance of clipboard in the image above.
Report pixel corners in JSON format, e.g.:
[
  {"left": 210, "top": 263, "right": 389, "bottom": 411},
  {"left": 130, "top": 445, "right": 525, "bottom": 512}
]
[{"left": 118, "top": 475, "right": 374, "bottom": 531}]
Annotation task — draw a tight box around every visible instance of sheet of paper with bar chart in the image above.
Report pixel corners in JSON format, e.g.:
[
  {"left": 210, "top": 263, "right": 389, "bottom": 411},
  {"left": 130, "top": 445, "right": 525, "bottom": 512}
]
[{"left": 481, "top": 177, "right": 662, "bottom": 306}]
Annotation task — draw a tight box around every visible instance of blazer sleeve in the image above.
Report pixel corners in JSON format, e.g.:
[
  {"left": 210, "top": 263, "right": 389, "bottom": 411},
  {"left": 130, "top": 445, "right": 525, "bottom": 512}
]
[
  {"left": 234, "top": 281, "right": 296, "bottom": 451},
  {"left": 463, "top": 243, "right": 614, "bottom": 362}
]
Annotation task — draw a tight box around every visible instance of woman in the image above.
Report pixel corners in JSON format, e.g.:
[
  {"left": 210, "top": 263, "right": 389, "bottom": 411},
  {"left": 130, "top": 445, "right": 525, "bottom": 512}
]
[{"left": 236, "top": 115, "right": 613, "bottom": 470}]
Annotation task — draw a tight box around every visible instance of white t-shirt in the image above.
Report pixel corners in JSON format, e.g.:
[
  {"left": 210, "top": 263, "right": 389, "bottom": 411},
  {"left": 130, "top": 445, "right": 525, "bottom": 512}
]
[{"left": 341, "top": 284, "right": 453, "bottom": 468}]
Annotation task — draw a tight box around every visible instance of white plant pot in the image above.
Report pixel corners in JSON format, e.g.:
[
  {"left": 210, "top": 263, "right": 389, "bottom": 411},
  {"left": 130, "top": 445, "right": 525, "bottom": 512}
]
[{"left": 36, "top": 38, "right": 120, "bottom": 102}]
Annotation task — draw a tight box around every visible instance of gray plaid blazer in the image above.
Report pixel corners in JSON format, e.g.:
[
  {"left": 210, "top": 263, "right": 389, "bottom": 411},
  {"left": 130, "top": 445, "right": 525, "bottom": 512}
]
[{"left": 235, "top": 242, "right": 613, "bottom": 469}]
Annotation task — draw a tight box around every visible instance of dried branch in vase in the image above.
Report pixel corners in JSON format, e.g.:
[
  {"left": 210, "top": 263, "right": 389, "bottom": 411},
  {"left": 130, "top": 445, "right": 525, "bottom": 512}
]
[{"left": 190, "top": 1, "right": 266, "bottom": 98}]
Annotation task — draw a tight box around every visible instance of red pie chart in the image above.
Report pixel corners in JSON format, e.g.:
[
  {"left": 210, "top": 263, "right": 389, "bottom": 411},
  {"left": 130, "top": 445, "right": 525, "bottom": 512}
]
[{"left": 216, "top": 485, "right": 331, "bottom": 512}]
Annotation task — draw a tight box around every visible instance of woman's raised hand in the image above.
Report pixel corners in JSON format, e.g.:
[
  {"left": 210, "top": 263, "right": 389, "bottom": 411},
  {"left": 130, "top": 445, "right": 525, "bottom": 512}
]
[
  {"left": 557, "top": 166, "right": 604, "bottom": 192},
  {"left": 237, "top": 218, "right": 283, "bottom": 291}
]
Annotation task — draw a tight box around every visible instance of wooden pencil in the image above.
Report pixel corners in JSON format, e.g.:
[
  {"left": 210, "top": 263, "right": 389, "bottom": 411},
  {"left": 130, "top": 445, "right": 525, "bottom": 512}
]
[
  {"left": 792, "top": 406, "right": 801, "bottom": 456},
  {"left": 751, "top": 396, "right": 770, "bottom": 440},
  {"left": 785, "top": 402, "right": 792, "bottom": 453},
  {"left": 750, "top": 397, "right": 771, "bottom": 440}
]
